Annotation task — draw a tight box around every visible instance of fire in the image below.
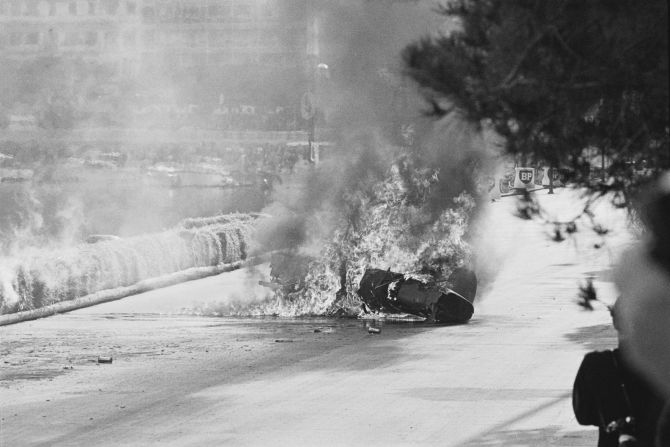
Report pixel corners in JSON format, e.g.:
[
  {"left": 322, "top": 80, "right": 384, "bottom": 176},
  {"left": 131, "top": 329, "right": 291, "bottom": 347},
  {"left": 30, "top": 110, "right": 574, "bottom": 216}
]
[{"left": 260, "top": 156, "right": 476, "bottom": 318}]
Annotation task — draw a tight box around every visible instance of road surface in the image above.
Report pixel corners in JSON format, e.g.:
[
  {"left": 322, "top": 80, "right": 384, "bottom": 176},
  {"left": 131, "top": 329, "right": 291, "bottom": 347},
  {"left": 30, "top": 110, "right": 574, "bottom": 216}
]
[{"left": 1, "top": 189, "right": 630, "bottom": 446}]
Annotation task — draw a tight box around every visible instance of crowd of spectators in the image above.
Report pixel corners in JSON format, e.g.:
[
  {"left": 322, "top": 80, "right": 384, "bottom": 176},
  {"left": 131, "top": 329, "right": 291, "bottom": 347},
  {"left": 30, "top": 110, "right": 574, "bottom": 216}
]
[
  {"left": 209, "top": 105, "right": 301, "bottom": 132},
  {"left": 130, "top": 140, "right": 310, "bottom": 178},
  {"left": 0, "top": 139, "right": 311, "bottom": 173},
  {"left": 2, "top": 101, "right": 306, "bottom": 132},
  {"left": 124, "top": 102, "right": 304, "bottom": 131}
]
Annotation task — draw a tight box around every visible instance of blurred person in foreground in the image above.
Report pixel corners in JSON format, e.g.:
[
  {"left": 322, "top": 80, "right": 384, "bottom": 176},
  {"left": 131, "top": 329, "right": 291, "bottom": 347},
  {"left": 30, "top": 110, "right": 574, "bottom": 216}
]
[{"left": 614, "top": 171, "right": 670, "bottom": 446}]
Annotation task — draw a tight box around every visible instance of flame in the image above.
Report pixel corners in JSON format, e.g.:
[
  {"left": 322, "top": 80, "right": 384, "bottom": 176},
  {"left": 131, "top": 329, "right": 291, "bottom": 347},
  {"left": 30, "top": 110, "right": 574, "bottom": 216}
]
[{"left": 257, "top": 158, "right": 476, "bottom": 318}]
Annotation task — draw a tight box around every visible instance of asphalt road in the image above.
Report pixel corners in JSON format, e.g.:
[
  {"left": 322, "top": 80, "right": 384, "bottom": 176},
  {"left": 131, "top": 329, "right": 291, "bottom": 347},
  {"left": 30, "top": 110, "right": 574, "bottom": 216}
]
[{"left": 0, "top": 189, "right": 630, "bottom": 446}]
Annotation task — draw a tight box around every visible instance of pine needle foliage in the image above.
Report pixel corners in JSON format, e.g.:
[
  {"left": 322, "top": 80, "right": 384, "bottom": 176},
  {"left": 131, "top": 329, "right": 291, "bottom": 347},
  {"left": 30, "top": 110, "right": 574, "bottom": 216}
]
[{"left": 403, "top": 0, "right": 669, "bottom": 203}]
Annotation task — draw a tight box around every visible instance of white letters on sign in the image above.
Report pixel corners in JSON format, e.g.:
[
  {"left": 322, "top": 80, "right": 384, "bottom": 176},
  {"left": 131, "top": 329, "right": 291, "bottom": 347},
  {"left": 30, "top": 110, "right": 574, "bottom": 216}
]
[{"left": 513, "top": 167, "right": 535, "bottom": 188}]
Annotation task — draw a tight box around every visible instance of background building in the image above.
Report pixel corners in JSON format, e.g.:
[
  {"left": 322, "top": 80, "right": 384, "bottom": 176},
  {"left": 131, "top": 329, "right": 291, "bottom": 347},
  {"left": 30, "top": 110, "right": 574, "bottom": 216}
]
[{"left": 0, "top": 0, "right": 313, "bottom": 134}]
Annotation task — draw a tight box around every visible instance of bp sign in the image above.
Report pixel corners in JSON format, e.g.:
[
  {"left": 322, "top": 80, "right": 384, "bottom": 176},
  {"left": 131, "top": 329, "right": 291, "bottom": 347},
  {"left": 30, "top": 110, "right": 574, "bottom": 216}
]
[
  {"left": 513, "top": 167, "right": 535, "bottom": 189},
  {"left": 300, "top": 92, "right": 316, "bottom": 120}
]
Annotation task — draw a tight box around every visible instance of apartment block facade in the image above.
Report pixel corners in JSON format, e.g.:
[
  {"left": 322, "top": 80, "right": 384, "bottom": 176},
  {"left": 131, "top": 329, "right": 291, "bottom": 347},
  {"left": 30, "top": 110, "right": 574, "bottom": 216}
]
[{"left": 0, "top": 0, "right": 309, "bottom": 71}]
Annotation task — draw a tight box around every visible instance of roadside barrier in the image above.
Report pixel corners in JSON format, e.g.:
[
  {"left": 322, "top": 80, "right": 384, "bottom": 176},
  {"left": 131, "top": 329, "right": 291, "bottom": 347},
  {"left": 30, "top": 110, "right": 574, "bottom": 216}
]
[{"left": 0, "top": 214, "right": 265, "bottom": 324}]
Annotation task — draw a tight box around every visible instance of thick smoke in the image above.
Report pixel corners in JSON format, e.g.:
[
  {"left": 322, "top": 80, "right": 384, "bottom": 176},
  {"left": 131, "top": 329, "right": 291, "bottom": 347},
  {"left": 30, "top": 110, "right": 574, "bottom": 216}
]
[
  {"left": 1, "top": 3, "right": 290, "bottom": 254},
  {"left": 1, "top": 1, "right": 500, "bottom": 316},
  {"left": 260, "top": 0, "right": 493, "bottom": 243},
  {"left": 254, "top": 1, "right": 499, "bottom": 315}
]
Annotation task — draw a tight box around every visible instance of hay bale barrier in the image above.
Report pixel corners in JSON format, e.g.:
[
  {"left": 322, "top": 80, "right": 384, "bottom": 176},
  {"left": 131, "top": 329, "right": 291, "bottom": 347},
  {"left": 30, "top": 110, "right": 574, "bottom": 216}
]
[{"left": 0, "top": 214, "right": 258, "bottom": 321}]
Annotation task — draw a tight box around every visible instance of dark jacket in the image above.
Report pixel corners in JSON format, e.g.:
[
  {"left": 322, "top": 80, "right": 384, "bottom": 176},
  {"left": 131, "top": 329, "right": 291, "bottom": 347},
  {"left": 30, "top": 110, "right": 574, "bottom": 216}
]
[{"left": 573, "top": 349, "right": 666, "bottom": 447}]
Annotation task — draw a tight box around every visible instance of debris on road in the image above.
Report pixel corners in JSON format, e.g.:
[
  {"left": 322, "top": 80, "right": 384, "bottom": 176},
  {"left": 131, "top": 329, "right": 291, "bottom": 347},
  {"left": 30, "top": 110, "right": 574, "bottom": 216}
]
[
  {"left": 367, "top": 327, "right": 381, "bottom": 334},
  {"left": 97, "top": 356, "right": 113, "bottom": 364}
]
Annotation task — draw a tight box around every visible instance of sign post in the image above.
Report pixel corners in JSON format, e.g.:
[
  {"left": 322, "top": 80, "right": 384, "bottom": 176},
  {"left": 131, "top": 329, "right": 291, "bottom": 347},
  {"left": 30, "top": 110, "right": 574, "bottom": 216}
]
[{"left": 301, "top": 92, "right": 316, "bottom": 162}]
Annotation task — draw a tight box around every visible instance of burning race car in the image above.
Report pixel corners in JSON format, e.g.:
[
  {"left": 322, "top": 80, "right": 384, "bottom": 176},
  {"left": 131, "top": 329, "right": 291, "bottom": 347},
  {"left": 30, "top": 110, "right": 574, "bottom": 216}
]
[
  {"left": 357, "top": 267, "right": 476, "bottom": 324},
  {"left": 261, "top": 252, "right": 477, "bottom": 323}
]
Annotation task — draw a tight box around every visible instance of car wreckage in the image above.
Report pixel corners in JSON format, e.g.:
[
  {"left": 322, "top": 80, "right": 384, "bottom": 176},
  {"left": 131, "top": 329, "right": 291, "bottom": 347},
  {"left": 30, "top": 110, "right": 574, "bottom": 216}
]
[
  {"left": 357, "top": 267, "right": 476, "bottom": 324},
  {"left": 264, "top": 252, "right": 477, "bottom": 324}
]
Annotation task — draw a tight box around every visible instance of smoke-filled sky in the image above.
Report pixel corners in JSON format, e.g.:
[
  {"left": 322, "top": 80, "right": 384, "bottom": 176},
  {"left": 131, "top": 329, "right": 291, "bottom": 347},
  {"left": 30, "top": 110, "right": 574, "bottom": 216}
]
[
  {"left": 312, "top": 1, "right": 444, "bottom": 131},
  {"left": 0, "top": 0, "right": 449, "bottom": 132},
  {"left": 0, "top": 0, "right": 494, "bottom": 254},
  {"left": 1, "top": 0, "right": 505, "bottom": 316},
  {"left": 255, "top": 1, "right": 499, "bottom": 293},
  {"left": 270, "top": 0, "right": 490, "bottom": 220}
]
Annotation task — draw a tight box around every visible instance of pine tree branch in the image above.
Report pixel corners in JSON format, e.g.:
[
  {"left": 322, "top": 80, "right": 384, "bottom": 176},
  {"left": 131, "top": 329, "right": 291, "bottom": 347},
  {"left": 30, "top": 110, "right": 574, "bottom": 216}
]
[
  {"left": 547, "top": 26, "right": 586, "bottom": 62},
  {"left": 496, "top": 31, "right": 547, "bottom": 90},
  {"left": 619, "top": 126, "right": 648, "bottom": 154}
]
